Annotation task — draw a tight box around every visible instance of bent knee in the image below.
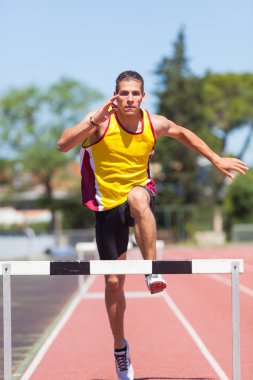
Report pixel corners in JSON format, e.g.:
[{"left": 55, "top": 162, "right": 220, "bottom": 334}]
[
  {"left": 128, "top": 187, "right": 150, "bottom": 209},
  {"left": 127, "top": 187, "right": 150, "bottom": 216}
]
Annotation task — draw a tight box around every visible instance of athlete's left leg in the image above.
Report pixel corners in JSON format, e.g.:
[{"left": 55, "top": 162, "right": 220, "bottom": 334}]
[
  {"left": 127, "top": 186, "right": 167, "bottom": 294},
  {"left": 127, "top": 186, "right": 156, "bottom": 260}
]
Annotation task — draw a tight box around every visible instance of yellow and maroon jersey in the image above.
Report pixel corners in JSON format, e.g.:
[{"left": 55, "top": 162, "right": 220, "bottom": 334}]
[{"left": 80, "top": 109, "right": 156, "bottom": 211}]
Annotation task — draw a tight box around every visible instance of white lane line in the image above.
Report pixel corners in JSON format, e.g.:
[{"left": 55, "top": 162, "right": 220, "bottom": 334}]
[
  {"left": 208, "top": 273, "right": 253, "bottom": 297},
  {"left": 83, "top": 291, "right": 163, "bottom": 299},
  {"left": 162, "top": 291, "right": 230, "bottom": 380},
  {"left": 21, "top": 275, "right": 96, "bottom": 380}
]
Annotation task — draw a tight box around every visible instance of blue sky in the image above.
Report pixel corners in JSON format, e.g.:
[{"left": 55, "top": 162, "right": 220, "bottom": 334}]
[{"left": 1, "top": 0, "right": 253, "bottom": 162}]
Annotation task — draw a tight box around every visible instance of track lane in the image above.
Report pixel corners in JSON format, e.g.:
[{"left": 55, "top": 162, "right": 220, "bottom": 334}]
[
  {"left": 21, "top": 245, "right": 253, "bottom": 379},
  {"left": 27, "top": 278, "right": 223, "bottom": 380},
  {"left": 164, "top": 245, "right": 253, "bottom": 379},
  {"left": 23, "top": 275, "right": 227, "bottom": 379}
]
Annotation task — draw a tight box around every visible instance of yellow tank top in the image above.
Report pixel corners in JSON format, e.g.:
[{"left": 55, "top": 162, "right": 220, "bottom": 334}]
[{"left": 80, "top": 109, "right": 156, "bottom": 211}]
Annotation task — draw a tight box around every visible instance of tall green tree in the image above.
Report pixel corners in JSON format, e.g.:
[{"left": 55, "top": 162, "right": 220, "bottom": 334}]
[
  {"left": 202, "top": 72, "right": 253, "bottom": 157},
  {"left": 0, "top": 77, "right": 103, "bottom": 203},
  {"left": 202, "top": 72, "right": 253, "bottom": 203},
  {"left": 154, "top": 30, "right": 253, "bottom": 210},
  {"left": 154, "top": 29, "right": 218, "bottom": 204}
]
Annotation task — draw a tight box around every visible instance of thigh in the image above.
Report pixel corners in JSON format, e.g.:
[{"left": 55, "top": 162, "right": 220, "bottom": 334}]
[
  {"left": 95, "top": 208, "right": 129, "bottom": 260},
  {"left": 133, "top": 185, "right": 155, "bottom": 211},
  {"left": 119, "top": 185, "right": 155, "bottom": 227}
]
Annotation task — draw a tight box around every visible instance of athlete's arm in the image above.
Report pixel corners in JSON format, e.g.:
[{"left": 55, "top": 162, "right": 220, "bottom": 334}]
[
  {"left": 57, "top": 111, "right": 98, "bottom": 152},
  {"left": 151, "top": 114, "right": 249, "bottom": 179},
  {"left": 57, "top": 95, "right": 118, "bottom": 152}
]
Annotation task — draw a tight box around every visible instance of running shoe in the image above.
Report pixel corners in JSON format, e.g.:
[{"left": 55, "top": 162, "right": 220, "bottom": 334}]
[
  {"left": 114, "top": 340, "right": 134, "bottom": 380},
  {"left": 145, "top": 274, "right": 167, "bottom": 294}
]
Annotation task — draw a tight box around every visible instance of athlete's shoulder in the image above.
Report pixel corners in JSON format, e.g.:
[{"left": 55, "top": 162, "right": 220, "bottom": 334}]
[
  {"left": 149, "top": 114, "right": 168, "bottom": 125},
  {"left": 148, "top": 114, "right": 171, "bottom": 137}
]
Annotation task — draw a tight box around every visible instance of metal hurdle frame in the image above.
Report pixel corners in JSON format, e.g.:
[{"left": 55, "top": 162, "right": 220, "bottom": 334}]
[{"left": 1, "top": 258, "right": 243, "bottom": 380}]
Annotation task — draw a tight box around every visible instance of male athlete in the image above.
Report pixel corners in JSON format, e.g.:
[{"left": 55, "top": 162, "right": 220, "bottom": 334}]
[{"left": 57, "top": 71, "right": 248, "bottom": 380}]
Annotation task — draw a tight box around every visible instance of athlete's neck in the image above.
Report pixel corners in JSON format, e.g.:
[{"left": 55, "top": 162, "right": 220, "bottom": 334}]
[{"left": 116, "top": 109, "right": 143, "bottom": 133}]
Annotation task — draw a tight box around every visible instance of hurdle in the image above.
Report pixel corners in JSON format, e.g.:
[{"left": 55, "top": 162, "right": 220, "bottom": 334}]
[{"left": 1, "top": 258, "right": 243, "bottom": 380}]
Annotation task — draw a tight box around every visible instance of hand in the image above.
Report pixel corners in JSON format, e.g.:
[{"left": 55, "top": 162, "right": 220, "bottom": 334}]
[
  {"left": 214, "top": 157, "right": 249, "bottom": 179},
  {"left": 92, "top": 95, "right": 118, "bottom": 125}
]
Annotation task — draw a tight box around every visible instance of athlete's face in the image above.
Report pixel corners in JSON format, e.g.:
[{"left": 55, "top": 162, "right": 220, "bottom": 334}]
[{"left": 115, "top": 80, "right": 145, "bottom": 115}]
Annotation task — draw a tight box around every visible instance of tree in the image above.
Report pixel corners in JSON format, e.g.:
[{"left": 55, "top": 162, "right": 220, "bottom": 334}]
[
  {"left": 203, "top": 72, "right": 253, "bottom": 155},
  {"left": 223, "top": 169, "right": 253, "bottom": 229},
  {"left": 154, "top": 29, "right": 253, "bottom": 212},
  {"left": 0, "top": 77, "right": 103, "bottom": 204},
  {"left": 154, "top": 28, "right": 218, "bottom": 205},
  {"left": 202, "top": 72, "right": 253, "bottom": 203},
  {"left": 0, "top": 158, "right": 14, "bottom": 185}
]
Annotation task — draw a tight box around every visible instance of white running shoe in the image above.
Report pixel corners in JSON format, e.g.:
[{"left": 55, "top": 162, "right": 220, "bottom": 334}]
[
  {"left": 114, "top": 340, "right": 134, "bottom": 380},
  {"left": 145, "top": 274, "right": 167, "bottom": 294}
]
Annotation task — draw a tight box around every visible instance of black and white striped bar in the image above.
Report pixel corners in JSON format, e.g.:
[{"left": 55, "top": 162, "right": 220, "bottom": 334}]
[{"left": 0, "top": 259, "right": 244, "bottom": 276}]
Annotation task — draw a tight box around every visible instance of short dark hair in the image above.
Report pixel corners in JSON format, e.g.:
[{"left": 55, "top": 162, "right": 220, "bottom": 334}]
[{"left": 115, "top": 70, "right": 144, "bottom": 93}]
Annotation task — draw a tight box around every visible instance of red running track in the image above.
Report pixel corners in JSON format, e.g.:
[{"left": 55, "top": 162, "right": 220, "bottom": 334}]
[{"left": 22, "top": 245, "right": 253, "bottom": 380}]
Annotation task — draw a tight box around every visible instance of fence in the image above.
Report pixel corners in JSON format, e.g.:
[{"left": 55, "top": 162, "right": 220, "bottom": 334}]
[
  {"left": 232, "top": 224, "right": 253, "bottom": 242},
  {"left": 0, "top": 229, "right": 97, "bottom": 261},
  {"left": 1, "top": 257, "right": 244, "bottom": 380},
  {"left": 0, "top": 234, "right": 54, "bottom": 260}
]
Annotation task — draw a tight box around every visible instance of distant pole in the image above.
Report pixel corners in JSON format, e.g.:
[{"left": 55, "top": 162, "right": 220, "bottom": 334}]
[
  {"left": 213, "top": 206, "right": 223, "bottom": 233},
  {"left": 54, "top": 210, "right": 62, "bottom": 246}
]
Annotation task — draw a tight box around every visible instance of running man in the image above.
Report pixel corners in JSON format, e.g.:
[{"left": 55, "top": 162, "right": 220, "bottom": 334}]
[{"left": 57, "top": 70, "right": 248, "bottom": 380}]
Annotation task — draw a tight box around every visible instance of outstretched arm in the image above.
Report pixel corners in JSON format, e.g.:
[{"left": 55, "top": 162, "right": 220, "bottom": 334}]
[
  {"left": 57, "top": 95, "right": 118, "bottom": 152},
  {"left": 152, "top": 115, "right": 249, "bottom": 179}
]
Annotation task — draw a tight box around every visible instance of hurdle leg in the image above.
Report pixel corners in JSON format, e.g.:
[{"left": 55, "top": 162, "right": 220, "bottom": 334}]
[
  {"left": 78, "top": 249, "right": 85, "bottom": 294},
  {"left": 2, "top": 263, "right": 12, "bottom": 380},
  {"left": 231, "top": 261, "right": 240, "bottom": 380}
]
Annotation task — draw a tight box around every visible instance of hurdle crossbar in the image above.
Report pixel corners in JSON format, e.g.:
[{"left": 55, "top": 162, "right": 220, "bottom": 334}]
[
  {"left": 0, "top": 258, "right": 244, "bottom": 275},
  {"left": 1, "top": 259, "right": 243, "bottom": 380}
]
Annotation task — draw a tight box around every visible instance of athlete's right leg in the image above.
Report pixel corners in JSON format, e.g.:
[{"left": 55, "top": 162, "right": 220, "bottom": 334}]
[
  {"left": 95, "top": 208, "right": 129, "bottom": 350},
  {"left": 105, "top": 253, "right": 126, "bottom": 349},
  {"left": 96, "top": 208, "right": 134, "bottom": 379},
  {"left": 105, "top": 265, "right": 134, "bottom": 380}
]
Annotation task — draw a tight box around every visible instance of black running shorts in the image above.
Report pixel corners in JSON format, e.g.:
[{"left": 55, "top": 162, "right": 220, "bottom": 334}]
[{"left": 95, "top": 187, "right": 155, "bottom": 260}]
